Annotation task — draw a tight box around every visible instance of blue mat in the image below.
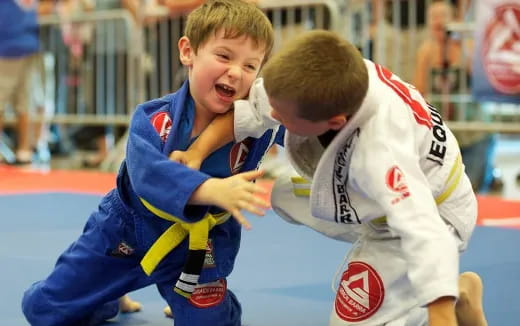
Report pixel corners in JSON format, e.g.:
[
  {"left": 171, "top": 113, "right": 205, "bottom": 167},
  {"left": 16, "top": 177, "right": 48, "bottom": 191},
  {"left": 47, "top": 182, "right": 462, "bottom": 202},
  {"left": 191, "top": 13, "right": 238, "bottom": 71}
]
[{"left": 1, "top": 193, "right": 519, "bottom": 325}]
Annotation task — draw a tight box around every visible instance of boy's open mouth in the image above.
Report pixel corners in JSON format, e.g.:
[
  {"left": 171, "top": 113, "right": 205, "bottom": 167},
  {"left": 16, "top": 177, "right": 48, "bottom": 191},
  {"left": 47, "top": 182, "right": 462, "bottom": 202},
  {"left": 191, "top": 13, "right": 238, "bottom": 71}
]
[{"left": 215, "top": 83, "right": 236, "bottom": 99}]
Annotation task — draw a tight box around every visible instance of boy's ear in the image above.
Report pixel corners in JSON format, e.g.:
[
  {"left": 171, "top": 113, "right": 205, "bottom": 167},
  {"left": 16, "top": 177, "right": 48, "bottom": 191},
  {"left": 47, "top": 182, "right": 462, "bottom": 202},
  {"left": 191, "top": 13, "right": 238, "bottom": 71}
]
[
  {"left": 178, "top": 36, "right": 193, "bottom": 66},
  {"left": 327, "top": 114, "right": 348, "bottom": 130}
]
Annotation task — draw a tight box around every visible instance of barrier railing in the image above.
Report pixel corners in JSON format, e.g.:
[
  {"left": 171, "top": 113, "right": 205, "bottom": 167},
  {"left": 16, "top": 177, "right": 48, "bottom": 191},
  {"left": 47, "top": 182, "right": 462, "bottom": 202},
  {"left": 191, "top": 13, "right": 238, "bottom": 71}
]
[
  {"left": 9, "top": 1, "right": 515, "bottom": 169},
  {"left": 36, "top": 9, "right": 138, "bottom": 125}
]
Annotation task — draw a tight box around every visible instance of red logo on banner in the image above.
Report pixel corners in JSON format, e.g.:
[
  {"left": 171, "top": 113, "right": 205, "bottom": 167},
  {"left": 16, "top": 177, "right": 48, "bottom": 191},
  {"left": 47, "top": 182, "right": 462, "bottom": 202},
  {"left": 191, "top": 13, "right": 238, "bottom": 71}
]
[
  {"left": 151, "top": 112, "right": 172, "bottom": 143},
  {"left": 189, "top": 279, "right": 227, "bottom": 308},
  {"left": 229, "top": 139, "right": 252, "bottom": 174},
  {"left": 334, "top": 261, "right": 384, "bottom": 322},
  {"left": 482, "top": 4, "right": 520, "bottom": 94}
]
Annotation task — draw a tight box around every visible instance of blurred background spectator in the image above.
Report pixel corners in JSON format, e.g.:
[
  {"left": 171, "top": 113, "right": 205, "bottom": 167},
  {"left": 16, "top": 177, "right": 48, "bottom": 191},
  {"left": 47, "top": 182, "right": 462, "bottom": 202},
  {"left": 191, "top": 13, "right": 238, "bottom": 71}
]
[
  {"left": 0, "top": 0, "right": 52, "bottom": 165},
  {"left": 413, "top": 0, "right": 499, "bottom": 192}
]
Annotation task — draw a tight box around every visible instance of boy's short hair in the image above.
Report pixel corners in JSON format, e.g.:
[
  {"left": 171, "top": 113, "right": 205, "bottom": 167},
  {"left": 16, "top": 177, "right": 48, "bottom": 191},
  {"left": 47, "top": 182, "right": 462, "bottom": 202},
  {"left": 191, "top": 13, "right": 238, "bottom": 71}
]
[
  {"left": 262, "top": 30, "right": 368, "bottom": 121},
  {"left": 185, "top": 0, "right": 274, "bottom": 60}
]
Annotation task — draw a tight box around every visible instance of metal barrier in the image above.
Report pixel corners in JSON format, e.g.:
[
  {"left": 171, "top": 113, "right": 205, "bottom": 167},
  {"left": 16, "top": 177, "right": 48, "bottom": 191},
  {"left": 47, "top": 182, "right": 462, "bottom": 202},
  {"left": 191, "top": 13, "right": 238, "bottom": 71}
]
[
  {"left": 10, "top": 0, "right": 516, "bottom": 169},
  {"left": 36, "top": 9, "right": 138, "bottom": 125}
]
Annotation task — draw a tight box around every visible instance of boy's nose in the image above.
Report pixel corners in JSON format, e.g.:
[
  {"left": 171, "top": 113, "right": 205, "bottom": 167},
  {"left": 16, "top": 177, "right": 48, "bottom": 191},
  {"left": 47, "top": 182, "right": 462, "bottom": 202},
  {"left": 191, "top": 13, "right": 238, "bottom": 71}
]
[{"left": 227, "top": 65, "right": 242, "bottom": 80}]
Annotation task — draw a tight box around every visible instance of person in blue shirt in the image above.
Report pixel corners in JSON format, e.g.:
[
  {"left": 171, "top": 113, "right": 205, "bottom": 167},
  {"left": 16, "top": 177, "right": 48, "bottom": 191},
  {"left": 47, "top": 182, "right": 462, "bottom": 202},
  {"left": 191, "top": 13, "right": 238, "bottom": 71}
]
[
  {"left": 22, "top": 1, "right": 282, "bottom": 325},
  {"left": 0, "top": 0, "right": 41, "bottom": 164}
]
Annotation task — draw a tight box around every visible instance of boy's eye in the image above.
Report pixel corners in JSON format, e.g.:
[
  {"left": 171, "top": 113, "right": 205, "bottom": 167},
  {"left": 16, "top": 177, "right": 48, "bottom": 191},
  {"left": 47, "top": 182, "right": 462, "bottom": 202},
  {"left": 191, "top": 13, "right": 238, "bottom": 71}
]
[
  {"left": 217, "top": 54, "right": 229, "bottom": 60},
  {"left": 245, "top": 64, "right": 257, "bottom": 71}
]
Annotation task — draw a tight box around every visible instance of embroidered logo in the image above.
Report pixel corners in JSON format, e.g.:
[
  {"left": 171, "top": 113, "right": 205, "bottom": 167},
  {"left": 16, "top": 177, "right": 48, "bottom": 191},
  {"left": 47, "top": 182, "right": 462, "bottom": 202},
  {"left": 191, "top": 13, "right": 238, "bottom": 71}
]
[
  {"left": 110, "top": 241, "right": 135, "bottom": 257},
  {"left": 203, "top": 240, "right": 216, "bottom": 268},
  {"left": 151, "top": 112, "right": 172, "bottom": 143},
  {"left": 335, "top": 261, "right": 384, "bottom": 322},
  {"left": 385, "top": 166, "right": 410, "bottom": 205},
  {"left": 189, "top": 279, "right": 227, "bottom": 308},
  {"left": 229, "top": 138, "right": 252, "bottom": 174}
]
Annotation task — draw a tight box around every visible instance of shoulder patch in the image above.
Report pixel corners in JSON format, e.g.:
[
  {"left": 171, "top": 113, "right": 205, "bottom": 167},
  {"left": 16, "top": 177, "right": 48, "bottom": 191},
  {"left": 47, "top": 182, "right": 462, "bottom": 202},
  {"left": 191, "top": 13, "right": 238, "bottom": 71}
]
[
  {"left": 151, "top": 111, "right": 172, "bottom": 143},
  {"left": 229, "top": 138, "right": 253, "bottom": 174}
]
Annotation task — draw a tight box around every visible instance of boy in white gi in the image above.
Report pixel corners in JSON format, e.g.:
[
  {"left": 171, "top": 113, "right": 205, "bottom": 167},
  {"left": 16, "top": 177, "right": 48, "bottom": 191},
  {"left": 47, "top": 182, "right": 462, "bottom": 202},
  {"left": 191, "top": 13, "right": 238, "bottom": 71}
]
[{"left": 170, "top": 30, "right": 488, "bottom": 326}]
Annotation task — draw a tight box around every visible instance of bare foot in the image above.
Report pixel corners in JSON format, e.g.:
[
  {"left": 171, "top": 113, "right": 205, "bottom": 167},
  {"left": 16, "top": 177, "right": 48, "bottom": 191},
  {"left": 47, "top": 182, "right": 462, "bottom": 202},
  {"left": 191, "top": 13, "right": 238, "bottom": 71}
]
[
  {"left": 456, "top": 272, "right": 488, "bottom": 326},
  {"left": 164, "top": 305, "right": 173, "bottom": 318},
  {"left": 119, "top": 295, "right": 142, "bottom": 313}
]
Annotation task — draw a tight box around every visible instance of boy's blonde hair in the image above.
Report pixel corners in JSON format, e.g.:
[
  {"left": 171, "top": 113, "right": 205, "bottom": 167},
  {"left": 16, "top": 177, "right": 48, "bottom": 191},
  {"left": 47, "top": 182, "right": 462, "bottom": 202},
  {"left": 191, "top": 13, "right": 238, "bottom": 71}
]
[
  {"left": 185, "top": 0, "right": 274, "bottom": 60},
  {"left": 262, "top": 30, "right": 368, "bottom": 121}
]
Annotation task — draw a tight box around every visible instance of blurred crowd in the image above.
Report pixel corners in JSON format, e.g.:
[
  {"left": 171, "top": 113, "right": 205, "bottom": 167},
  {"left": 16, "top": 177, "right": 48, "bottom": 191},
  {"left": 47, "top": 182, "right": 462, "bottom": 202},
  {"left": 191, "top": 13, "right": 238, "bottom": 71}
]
[{"left": 0, "top": 0, "right": 507, "bottom": 193}]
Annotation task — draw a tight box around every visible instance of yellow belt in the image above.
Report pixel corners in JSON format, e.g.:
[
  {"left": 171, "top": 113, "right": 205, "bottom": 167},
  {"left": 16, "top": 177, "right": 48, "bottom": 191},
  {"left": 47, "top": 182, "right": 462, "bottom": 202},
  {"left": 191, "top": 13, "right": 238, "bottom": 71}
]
[{"left": 138, "top": 198, "right": 231, "bottom": 276}]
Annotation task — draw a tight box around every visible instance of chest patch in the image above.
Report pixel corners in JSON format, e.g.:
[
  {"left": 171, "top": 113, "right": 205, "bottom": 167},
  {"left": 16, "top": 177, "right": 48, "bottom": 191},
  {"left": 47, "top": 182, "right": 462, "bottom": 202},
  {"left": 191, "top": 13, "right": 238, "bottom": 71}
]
[
  {"left": 151, "top": 112, "right": 172, "bottom": 143},
  {"left": 229, "top": 139, "right": 253, "bottom": 174}
]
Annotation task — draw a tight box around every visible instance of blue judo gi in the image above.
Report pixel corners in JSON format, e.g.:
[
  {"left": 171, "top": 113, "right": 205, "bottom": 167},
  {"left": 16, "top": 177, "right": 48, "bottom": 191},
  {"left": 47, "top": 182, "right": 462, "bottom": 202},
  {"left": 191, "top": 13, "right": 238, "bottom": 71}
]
[{"left": 22, "top": 81, "right": 284, "bottom": 326}]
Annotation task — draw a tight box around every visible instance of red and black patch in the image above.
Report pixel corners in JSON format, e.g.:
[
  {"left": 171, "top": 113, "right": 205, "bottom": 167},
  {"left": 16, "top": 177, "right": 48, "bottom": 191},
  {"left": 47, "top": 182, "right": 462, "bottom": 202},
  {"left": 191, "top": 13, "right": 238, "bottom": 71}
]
[
  {"left": 229, "top": 138, "right": 253, "bottom": 174},
  {"left": 189, "top": 279, "right": 227, "bottom": 308},
  {"left": 151, "top": 112, "right": 172, "bottom": 143},
  {"left": 334, "top": 261, "right": 384, "bottom": 322}
]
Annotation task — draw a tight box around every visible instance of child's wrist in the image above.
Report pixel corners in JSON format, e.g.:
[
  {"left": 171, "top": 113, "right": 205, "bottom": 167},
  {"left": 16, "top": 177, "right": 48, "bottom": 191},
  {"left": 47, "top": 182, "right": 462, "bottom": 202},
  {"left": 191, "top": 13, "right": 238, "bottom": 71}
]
[{"left": 188, "top": 144, "right": 211, "bottom": 160}]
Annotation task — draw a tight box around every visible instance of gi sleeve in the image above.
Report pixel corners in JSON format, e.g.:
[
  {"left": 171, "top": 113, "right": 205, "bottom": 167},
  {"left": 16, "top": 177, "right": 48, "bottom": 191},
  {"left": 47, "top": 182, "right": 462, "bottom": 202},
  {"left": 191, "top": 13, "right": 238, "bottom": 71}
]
[
  {"left": 125, "top": 103, "right": 211, "bottom": 222},
  {"left": 351, "top": 109, "right": 459, "bottom": 307},
  {"left": 234, "top": 78, "right": 281, "bottom": 142}
]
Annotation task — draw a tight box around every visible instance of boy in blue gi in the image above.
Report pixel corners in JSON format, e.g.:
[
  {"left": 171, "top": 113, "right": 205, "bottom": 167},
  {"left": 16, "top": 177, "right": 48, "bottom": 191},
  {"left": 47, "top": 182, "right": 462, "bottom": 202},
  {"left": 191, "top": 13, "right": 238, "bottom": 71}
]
[{"left": 22, "top": 1, "right": 281, "bottom": 325}]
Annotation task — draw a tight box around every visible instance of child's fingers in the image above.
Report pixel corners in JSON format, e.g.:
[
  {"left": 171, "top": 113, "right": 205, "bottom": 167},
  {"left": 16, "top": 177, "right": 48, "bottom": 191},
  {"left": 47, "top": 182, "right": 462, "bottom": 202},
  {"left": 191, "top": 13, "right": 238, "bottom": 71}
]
[
  {"left": 241, "top": 201, "right": 266, "bottom": 217},
  {"left": 249, "top": 195, "right": 270, "bottom": 209},
  {"left": 231, "top": 210, "right": 252, "bottom": 230},
  {"left": 169, "top": 151, "right": 183, "bottom": 162},
  {"left": 186, "top": 160, "right": 202, "bottom": 170},
  {"left": 249, "top": 183, "right": 268, "bottom": 195},
  {"left": 258, "top": 199, "right": 270, "bottom": 209},
  {"left": 239, "top": 169, "right": 265, "bottom": 181}
]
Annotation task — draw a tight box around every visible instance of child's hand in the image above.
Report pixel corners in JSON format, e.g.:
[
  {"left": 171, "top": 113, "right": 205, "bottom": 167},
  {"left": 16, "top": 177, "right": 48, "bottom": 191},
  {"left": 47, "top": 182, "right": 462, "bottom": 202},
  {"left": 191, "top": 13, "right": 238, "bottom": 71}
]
[
  {"left": 170, "top": 149, "right": 203, "bottom": 170},
  {"left": 193, "top": 170, "right": 269, "bottom": 229}
]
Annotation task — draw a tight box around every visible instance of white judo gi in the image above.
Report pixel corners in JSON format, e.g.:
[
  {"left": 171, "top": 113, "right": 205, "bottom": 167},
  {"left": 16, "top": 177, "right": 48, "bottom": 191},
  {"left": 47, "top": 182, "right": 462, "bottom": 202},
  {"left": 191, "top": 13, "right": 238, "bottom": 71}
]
[{"left": 234, "top": 60, "right": 478, "bottom": 326}]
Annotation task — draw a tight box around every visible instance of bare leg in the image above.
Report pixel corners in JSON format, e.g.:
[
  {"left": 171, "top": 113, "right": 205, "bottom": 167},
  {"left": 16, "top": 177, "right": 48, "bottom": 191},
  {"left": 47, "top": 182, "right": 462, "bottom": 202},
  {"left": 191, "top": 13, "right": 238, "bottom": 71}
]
[
  {"left": 16, "top": 111, "right": 32, "bottom": 162},
  {"left": 119, "top": 294, "right": 141, "bottom": 313},
  {"left": 456, "top": 272, "right": 488, "bottom": 326},
  {"left": 85, "top": 134, "right": 111, "bottom": 167}
]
